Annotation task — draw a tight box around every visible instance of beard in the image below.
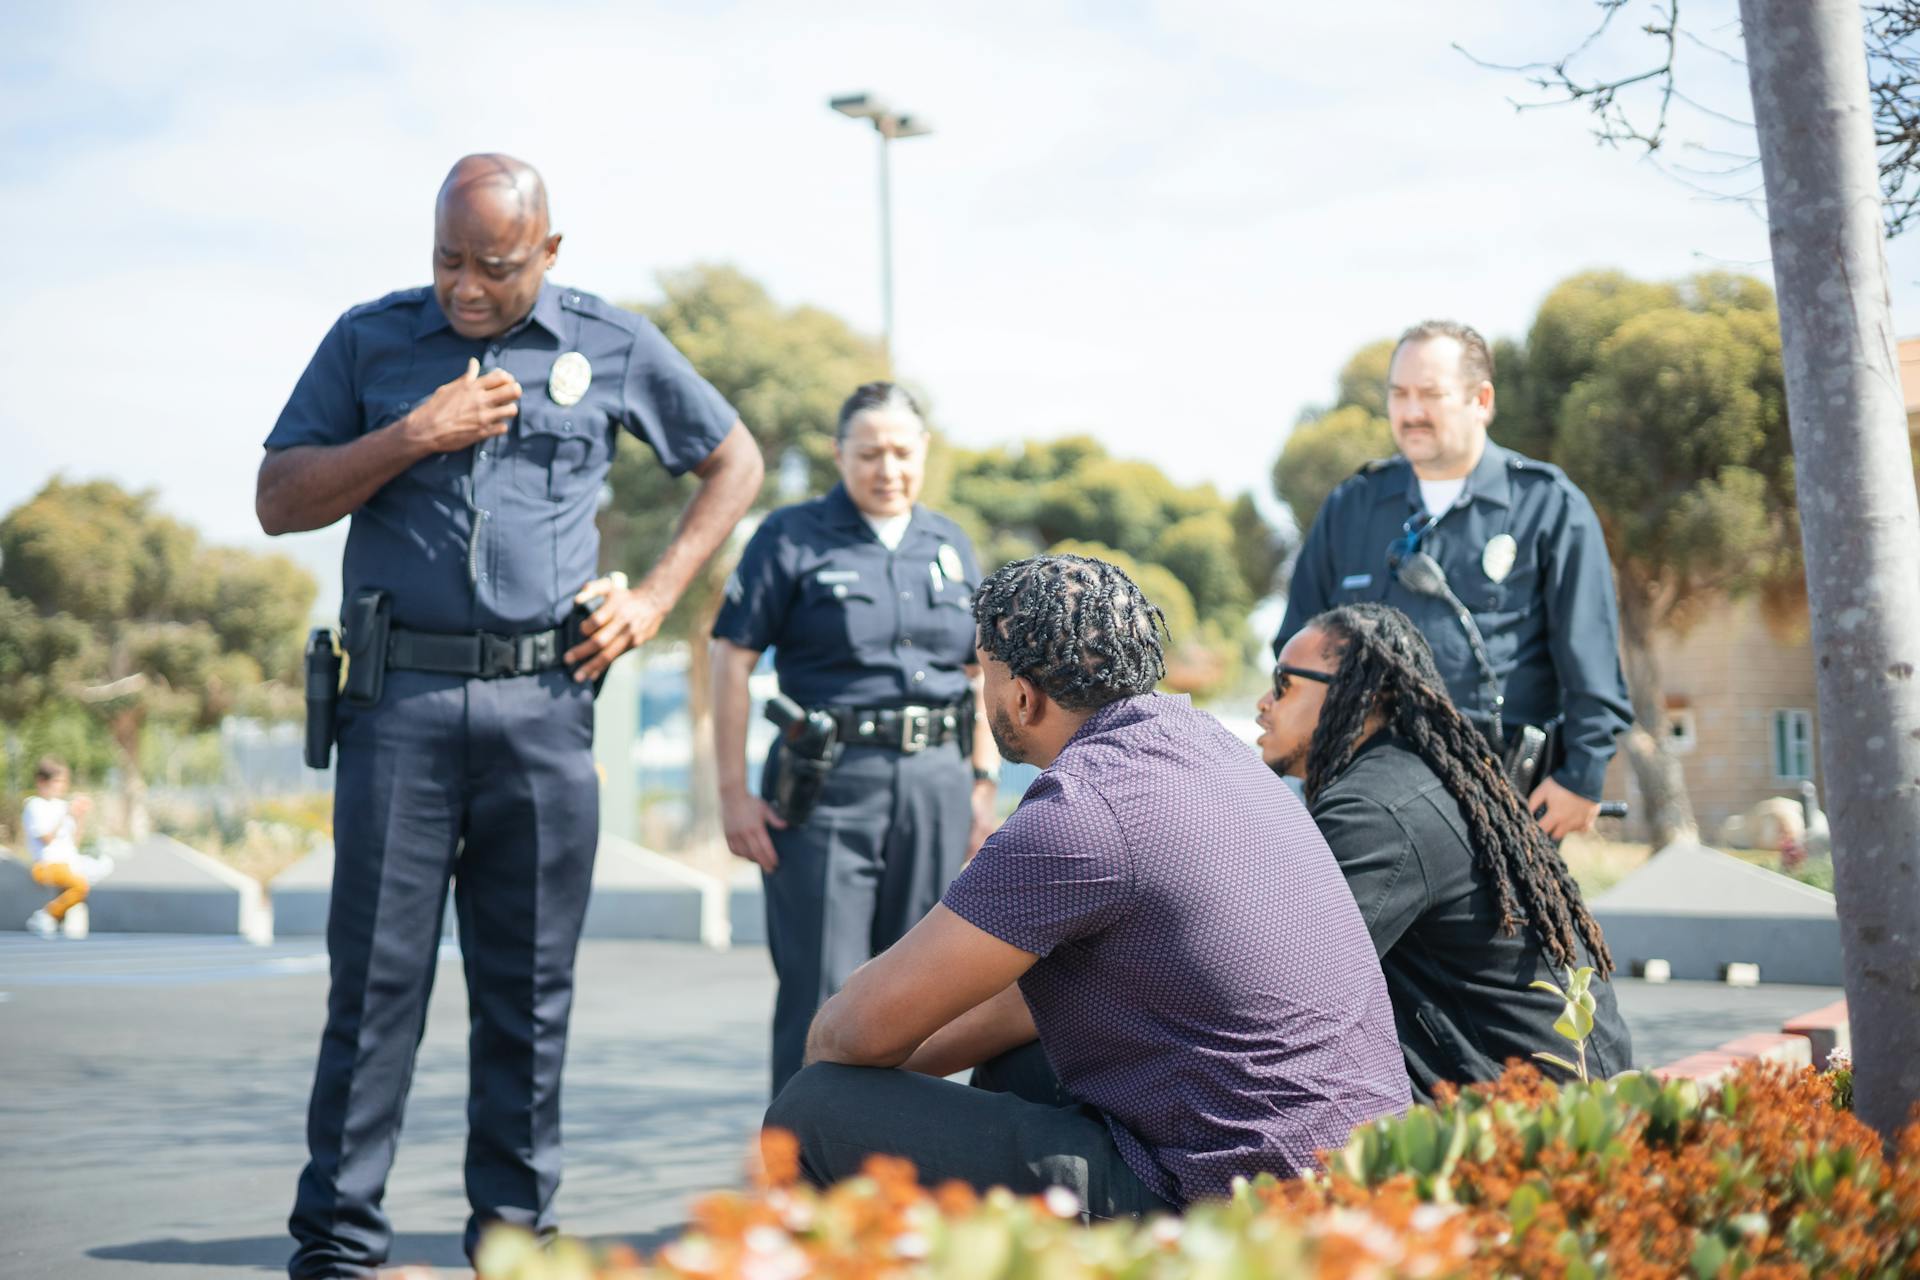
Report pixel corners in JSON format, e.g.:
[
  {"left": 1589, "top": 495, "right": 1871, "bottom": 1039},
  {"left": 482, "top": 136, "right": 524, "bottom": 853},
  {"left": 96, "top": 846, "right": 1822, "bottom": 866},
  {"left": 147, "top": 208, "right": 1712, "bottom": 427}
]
[
  {"left": 1269, "top": 743, "right": 1308, "bottom": 780},
  {"left": 988, "top": 703, "right": 1029, "bottom": 765}
]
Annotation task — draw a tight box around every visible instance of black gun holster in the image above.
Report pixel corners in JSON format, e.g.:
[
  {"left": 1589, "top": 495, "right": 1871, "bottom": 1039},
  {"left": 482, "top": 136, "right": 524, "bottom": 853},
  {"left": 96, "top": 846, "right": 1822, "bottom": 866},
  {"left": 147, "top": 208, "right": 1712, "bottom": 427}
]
[
  {"left": 769, "top": 740, "right": 842, "bottom": 828},
  {"left": 303, "top": 628, "right": 342, "bottom": 770},
  {"left": 1502, "top": 720, "right": 1560, "bottom": 797},
  {"left": 762, "top": 694, "right": 844, "bottom": 827}
]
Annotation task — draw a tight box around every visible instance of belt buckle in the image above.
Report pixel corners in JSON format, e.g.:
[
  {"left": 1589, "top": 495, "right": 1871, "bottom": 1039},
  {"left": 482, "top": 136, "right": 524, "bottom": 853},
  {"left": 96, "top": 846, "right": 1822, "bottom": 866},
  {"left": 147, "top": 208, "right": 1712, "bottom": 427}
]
[
  {"left": 478, "top": 632, "right": 516, "bottom": 679},
  {"left": 899, "top": 706, "right": 931, "bottom": 754}
]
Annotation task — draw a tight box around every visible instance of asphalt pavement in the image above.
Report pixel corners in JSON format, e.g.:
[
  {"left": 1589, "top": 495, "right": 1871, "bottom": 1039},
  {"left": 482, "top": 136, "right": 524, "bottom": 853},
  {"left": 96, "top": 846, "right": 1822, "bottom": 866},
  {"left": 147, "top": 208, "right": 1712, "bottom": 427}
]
[{"left": 0, "top": 934, "right": 1840, "bottom": 1279}]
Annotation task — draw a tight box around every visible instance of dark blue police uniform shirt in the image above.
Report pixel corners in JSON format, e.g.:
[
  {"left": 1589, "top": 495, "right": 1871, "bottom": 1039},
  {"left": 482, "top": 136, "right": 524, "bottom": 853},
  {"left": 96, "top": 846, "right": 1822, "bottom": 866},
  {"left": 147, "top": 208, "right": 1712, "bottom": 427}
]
[
  {"left": 711, "top": 484, "right": 981, "bottom": 709},
  {"left": 1275, "top": 440, "right": 1632, "bottom": 799},
  {"left": 265, "top": 282, "right": 736, "bottom": 634}
]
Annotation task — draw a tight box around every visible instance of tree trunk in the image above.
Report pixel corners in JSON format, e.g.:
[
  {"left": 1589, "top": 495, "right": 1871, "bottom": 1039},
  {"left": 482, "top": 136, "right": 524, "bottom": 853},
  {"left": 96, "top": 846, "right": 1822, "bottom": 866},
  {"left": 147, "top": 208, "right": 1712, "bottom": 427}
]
[
  {"left": 1615, "top": 583, "right": 1699, "bottom": 850},
  {"left": 683, "top": 583, "right": 726, "bottom": 860},
  {"left": 109, "top": 703, "right": 151, "bottom": 843},
  {"left": 1741, "top": 0, "right": 1920, "bottom": 1141}
]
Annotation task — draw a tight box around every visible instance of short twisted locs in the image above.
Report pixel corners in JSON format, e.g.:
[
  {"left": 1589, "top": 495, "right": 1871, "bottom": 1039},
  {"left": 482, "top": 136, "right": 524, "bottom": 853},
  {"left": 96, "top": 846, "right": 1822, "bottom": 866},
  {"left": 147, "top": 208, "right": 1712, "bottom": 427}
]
[
  {"left": 972, "top": 554, "right": 1168, "bottom": 712},
  {"left": 1304, "top": 602, "right": 1614, "bottom": 976}
]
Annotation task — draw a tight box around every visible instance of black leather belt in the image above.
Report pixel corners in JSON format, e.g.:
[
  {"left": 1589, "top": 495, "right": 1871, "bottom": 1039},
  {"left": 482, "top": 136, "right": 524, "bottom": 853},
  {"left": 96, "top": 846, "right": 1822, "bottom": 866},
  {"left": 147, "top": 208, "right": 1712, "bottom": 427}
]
[
  {"left": 824, "top": 703, "right": 967, "bottom": 753},
  {"left": 387, "top": 626, "right": 569, "bottom": 678}
]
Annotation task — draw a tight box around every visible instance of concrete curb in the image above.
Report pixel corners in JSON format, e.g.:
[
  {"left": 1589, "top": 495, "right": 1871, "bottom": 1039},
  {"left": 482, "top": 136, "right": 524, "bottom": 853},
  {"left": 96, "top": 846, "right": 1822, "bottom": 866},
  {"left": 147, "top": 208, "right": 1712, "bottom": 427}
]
[
  {"left": 1592, "top": 840, "right": 1842, "bottom": 986},
  {"left": 729, "top": 863, "right": 766, "bottom": 947},
  {"left": 3, "top": 839, "right": 272, "bottom": 943},
  {"left": 270, "top": 836, "right": 730, "bottom": 947},
  {"left": 1781, "top": 999, "right": 1850, "bottom": 1069},
  {"left": 1653, "top": 999, "right": 1849, "bottom": 1084}
]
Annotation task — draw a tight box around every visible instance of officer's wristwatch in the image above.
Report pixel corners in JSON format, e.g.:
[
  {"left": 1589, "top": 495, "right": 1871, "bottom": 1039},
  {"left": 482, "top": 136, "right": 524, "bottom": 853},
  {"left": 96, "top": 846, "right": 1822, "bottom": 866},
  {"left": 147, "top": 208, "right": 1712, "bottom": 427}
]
[{"left": 971, "top": 765, "right": 999, "bottom": 785}]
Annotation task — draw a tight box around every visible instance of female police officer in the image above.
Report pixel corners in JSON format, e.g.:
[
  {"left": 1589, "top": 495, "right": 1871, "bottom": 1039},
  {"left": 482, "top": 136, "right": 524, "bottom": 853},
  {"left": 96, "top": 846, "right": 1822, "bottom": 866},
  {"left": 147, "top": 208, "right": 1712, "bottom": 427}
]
[{"left": 711, "top": 381, "right": 999, "bottom": 1095}]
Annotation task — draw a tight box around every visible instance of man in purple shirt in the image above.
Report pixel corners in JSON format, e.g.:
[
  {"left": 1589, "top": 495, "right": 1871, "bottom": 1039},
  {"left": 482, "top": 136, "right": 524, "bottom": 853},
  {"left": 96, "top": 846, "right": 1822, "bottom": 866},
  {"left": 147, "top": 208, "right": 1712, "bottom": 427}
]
[{"left": 766, "top": 554, "right": 1410, "bottom": 1215}]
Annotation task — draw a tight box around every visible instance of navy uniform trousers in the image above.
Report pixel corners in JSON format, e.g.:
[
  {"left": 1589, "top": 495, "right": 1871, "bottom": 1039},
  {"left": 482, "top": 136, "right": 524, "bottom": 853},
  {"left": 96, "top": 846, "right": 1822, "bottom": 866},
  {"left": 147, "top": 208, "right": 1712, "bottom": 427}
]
[
  {"left": 762, "top": 739, "right": 971, "bottom": 1095},
  {"left": 290, "top": 669, "right": 598, "bottom": 1278}
]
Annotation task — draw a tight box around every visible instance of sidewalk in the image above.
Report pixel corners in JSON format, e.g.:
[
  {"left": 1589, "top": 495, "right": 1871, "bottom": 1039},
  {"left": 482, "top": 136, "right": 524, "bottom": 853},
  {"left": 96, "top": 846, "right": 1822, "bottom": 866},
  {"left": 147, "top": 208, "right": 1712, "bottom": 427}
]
[{"left": 0, "top": 936, "right": 1841, "bottom": 1279}]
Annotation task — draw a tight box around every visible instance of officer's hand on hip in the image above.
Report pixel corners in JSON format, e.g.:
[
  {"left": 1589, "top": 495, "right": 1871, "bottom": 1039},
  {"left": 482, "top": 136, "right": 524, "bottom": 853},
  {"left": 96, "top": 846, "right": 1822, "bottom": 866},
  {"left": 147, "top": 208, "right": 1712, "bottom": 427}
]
[
  {"left": 1527, "top": 776, "right": 1601, "bottom": 840},
  {"left": 722, "top": 788, "right": 785, "bottom": 871},
  {"left": 400, "top": 357, "right": 521, "bottom": 456},
  {"left": 966, "top": 779, "right": 999, "bottom": 862},
  {"left": 566, "top": 575, "right": 666, "bottom": 682}
]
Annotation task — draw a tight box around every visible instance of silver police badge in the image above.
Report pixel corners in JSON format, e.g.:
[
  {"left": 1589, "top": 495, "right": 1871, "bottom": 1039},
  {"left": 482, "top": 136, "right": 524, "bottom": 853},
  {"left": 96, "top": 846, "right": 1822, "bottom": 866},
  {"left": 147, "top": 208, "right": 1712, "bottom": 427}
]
[
  {"left": 547, "top": 351, "right": 592, "bottom": 407},
  {"left": 937, "top": 543, "right": 966, "bottom": 584},
  {"left": 1482, "top": 533, "right": 1518, "bottom": 583}
]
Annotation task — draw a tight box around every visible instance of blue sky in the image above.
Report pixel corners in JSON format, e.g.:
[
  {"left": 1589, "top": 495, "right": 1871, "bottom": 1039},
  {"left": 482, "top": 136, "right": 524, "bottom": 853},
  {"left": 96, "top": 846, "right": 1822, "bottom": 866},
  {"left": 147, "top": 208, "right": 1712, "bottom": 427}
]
[{"left": 4, "top": 0, "right": 1916, "bottom": 600}]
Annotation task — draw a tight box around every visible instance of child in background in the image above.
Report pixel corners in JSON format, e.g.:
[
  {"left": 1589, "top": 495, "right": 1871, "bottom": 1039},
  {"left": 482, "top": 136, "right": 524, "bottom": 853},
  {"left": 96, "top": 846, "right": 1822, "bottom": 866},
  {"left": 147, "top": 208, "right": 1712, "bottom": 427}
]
[{"left": 23, "top": 757, "right": 112, "bottom": 939}]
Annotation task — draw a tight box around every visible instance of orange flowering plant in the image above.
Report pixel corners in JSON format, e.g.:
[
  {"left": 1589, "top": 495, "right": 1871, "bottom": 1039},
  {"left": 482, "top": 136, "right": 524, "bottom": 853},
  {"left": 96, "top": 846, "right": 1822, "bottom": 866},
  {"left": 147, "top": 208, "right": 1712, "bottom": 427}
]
[{"left": 474, "top": 1060, "right": 1918, "bottom": 1280}]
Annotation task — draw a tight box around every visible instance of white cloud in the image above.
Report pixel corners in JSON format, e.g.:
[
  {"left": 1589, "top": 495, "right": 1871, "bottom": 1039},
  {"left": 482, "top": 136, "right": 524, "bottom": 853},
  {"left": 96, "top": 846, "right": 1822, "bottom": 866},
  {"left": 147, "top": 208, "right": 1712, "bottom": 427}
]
[{"left": 4, "top": 0, "right": 1916, "bottom": 594}]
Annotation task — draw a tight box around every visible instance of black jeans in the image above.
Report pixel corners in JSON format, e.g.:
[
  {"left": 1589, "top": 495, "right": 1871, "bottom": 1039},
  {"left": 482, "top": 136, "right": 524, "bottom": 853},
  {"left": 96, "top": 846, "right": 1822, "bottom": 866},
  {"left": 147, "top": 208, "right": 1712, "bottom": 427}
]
[{"left": 764, "top": 1042, "right": 1177, "bottom": 1220}]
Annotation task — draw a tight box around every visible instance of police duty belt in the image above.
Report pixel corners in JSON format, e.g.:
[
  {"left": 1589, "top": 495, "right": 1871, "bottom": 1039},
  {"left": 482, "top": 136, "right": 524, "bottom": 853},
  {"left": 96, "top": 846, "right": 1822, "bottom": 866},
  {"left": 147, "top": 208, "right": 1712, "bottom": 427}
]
[
  {"left": 387, "top": 625, "right": 571, "bottom": 679},
  {"left": 824, "top": 703, "right": 968, "bottom": 753}
]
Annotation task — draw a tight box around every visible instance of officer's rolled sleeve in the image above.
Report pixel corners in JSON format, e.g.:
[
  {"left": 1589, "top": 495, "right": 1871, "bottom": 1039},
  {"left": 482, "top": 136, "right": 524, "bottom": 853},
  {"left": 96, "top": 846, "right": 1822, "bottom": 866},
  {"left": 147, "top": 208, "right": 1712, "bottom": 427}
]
[
  {"left": 1274, "top": 507, "right": 1337, "bottom": 656},
  {"left": 620, "top": 323, "right": 738, "bottom": 476},
  {"left": 1543, "top": 491, "right": 1633, "bottom": 799},
  {"left": 265, "top": 315, "right": 360, "bottom": 450},
  {"left": 1309, "top": 789, "right": 1427, "bottom": 957},
  {"left": 711, "top": 519, "right": 791, "bottom": 653}
]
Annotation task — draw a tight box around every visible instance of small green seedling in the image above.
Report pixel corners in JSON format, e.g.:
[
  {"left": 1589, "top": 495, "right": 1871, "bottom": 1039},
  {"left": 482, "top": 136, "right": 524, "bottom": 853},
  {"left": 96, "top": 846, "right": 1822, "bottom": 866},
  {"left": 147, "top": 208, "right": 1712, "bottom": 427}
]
[{"left": 1531, "top": 965, "right": 1598, "bottom": 1084}]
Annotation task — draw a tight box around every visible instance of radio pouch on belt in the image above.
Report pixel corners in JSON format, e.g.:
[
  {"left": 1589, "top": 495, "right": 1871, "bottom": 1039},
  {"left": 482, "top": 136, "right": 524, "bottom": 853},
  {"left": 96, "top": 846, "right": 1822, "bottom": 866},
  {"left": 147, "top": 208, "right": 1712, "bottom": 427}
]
[{"left": 341, "top": 589, "right": 392, "bottom": 707}]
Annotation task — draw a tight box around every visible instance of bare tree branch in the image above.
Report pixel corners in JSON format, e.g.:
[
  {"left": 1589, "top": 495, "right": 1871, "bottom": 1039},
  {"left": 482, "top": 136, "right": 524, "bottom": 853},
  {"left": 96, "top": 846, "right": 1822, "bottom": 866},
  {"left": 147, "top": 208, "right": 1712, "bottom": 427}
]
[
  {"left": 1457, "top": 1, "right": 1681, "bottom": 150},
  {"left": 1466, "top": 0, "right": 1920, "bottom": 237}
]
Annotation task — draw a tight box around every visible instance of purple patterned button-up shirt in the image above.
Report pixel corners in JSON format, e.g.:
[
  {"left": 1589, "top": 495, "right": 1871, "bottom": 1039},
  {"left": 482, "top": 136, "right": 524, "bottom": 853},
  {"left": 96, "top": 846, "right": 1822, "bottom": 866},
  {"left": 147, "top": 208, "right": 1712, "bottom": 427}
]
[{"left": 943, "top": 693, "right": 1410, "bottom": 1206}]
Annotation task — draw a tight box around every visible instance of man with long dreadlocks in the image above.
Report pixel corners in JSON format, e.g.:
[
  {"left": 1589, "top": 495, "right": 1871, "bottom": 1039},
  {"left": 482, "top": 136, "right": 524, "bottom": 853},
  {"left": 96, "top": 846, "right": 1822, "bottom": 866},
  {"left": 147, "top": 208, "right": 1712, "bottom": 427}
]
[
  {"left": 1256, "top": 601, "right": 1632, "bottom": 1100},
  {"left": 767, "top": 555, "right": 1409, "bottom": 1214}
]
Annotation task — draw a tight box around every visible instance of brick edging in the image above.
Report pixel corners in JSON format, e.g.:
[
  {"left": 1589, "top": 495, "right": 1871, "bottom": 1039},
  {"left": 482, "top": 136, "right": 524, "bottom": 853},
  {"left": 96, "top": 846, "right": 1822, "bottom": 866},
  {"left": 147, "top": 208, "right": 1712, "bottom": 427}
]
[{"left": 1651, "top": 999, "right": 1849, "bottom": 1084}]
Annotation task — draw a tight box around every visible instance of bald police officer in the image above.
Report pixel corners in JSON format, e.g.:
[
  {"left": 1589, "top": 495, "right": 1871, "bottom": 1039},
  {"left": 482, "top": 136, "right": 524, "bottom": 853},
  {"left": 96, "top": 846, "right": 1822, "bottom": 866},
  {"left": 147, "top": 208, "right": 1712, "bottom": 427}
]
[
  {"left": 258, "top": 154, "right": 762, "bottom": 1278},
  {"left": 1275, "top": 320, "right": 1631, "bottom": 839}
]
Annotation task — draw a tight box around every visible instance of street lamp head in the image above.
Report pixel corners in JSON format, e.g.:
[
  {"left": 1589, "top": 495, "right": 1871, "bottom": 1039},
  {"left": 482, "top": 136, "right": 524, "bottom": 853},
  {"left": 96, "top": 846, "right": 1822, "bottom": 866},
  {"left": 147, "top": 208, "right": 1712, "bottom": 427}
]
[
  {"left": 890, "top": 114, "right": 934, "bottom": 140},
  {"left": 830, "top": 92, "right": 889, "bottom": 120}
]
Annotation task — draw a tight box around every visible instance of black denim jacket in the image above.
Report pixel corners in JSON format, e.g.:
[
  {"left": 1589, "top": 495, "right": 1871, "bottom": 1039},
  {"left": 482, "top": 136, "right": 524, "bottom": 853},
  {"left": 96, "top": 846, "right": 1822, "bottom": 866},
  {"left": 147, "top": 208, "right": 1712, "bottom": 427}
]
[{"left": 1309, "top": 735, "right": 1634, "bottom": 1101}]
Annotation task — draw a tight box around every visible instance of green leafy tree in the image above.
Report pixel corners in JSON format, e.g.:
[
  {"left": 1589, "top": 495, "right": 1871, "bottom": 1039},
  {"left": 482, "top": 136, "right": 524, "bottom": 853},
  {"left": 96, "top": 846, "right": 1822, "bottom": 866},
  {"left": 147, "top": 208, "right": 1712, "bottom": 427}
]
[
  {"left": 0, "top": 480, "right": 315, "bottom": 838},
  {"left": 1334, "top": 339, "right": 1396, "bottom": 419},
  {"left": 945, "top": 437, "right": 1266, "bottom": 699},
  {"left": 1553, "top": 279, "right": 1798, "bottom": 848},
  {"left": 1271, "top": 405, "right": 1393, "bottom": 538}
]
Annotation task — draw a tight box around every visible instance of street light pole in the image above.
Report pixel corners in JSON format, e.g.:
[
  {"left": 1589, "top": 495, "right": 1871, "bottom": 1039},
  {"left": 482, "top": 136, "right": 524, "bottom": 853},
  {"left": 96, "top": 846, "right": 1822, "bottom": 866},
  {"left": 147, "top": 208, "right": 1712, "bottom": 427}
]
[{"left": 830, "top": 93, "right": 932, "bottom": 367}]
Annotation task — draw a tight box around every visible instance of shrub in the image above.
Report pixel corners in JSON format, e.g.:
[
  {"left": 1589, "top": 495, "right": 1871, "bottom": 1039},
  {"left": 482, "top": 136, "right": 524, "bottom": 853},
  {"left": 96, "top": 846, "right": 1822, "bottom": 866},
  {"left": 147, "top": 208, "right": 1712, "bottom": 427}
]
[{"left": 473, "top": 1062, "right": 1920, "bottom": 1280}]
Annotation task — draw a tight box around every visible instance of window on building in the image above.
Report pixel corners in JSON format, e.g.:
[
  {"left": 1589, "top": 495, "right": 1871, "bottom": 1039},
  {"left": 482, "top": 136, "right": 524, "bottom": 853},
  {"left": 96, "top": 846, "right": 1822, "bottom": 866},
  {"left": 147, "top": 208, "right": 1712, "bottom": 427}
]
[
  {"left": 1771, "top": 708, "right": 1814, "bottom": 781},
  {"left": 1665, "top": 708, "right": 1697, "bottom": 755}
]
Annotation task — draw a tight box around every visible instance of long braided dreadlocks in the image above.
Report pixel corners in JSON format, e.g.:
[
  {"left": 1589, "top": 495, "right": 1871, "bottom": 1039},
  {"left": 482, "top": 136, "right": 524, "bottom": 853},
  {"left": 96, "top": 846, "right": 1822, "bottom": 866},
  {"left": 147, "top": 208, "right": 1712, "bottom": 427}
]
[
  {"left": 1302, "top": 602, "right": 1614, "bottom": 976},
  {"left": 972, "top": 554, "right": 1168, "bottom": 711}
]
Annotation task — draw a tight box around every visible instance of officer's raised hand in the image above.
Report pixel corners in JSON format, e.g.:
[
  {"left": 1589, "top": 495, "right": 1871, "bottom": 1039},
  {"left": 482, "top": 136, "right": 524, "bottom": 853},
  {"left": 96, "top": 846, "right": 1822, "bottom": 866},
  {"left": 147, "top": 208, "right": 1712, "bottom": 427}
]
[
  {"left": 401, "top": 357, "right": 521, "bottom": 454},
  {"left": 1528, "top": 776, "right": 1600, "bottom": 840},
  {"left": 566, "top": 574, "right": 667, "bottom": 682}
]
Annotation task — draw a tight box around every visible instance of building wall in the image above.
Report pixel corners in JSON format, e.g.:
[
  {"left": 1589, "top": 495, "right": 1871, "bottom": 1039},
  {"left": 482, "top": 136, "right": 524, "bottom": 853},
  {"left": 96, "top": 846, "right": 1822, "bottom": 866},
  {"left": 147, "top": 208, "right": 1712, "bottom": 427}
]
[{"left": 1601, "top": 597, "right": 1821, "bottom": 842}]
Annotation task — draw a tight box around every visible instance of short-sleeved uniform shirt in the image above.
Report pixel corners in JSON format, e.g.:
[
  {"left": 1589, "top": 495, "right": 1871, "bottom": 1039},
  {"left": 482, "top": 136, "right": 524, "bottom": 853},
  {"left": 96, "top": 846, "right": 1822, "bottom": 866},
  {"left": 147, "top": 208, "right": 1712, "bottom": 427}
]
[
  {"left": 942, "top": 693, "right": 1410, "bottom": 1206},
  {"left": 265, "top": 282, "right": 736, "bottom": 634},
  {"left": 710, "top": 484, "right": 981, "bottom": 709},
  {"left": 1275, "top": 441, "right": 1633, "bottom": 799}
]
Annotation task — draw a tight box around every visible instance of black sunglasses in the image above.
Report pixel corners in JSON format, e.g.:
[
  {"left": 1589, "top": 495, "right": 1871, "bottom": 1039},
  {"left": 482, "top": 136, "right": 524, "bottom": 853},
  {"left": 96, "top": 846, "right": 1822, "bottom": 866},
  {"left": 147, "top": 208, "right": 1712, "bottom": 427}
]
[{"left": 1272, "top": 664, "right": 1334, "bottom": 700}]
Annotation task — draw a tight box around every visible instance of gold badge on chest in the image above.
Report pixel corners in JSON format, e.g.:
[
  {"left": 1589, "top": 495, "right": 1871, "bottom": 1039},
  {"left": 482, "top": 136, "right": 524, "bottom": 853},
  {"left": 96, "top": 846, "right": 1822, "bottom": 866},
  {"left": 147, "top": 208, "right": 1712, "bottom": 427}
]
[
  {"left": 548, "top": 351, "right": 592, "bottom": 407},
  {"left": 1482, "top": 533, "right": 1518, "bottom": 583}
]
